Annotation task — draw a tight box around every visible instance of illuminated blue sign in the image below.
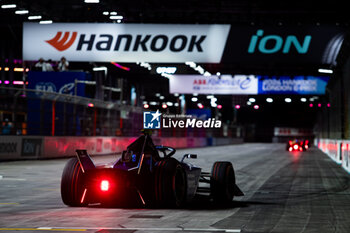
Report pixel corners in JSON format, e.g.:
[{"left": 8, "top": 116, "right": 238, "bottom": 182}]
[{"left": 257, "top": 76, "right": 330, "bottom": 95}]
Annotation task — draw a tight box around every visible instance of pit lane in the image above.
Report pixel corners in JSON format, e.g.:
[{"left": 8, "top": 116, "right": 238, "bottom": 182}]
[{"left": 1, "top": 143, "right": 350, "bottom": 233}]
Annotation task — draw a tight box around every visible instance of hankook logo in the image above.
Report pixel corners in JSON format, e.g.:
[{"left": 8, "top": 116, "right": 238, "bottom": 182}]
[
  {"left": 46, "top": 31, "right": 207, "bottom": 52},
  {"left": 46, "top": 31, "right": 78, "bottom": 51}
]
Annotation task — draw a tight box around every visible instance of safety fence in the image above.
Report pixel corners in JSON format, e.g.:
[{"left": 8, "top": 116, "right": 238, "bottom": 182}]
[
  {"left": 0, "top": 86, "right": 237, "bottom": 138},
  {"left": 0, "top": 135, "right": 243, "bottom": 161},
  {"left": 315, "top": 138, "right": 350, "bottom": 174}
]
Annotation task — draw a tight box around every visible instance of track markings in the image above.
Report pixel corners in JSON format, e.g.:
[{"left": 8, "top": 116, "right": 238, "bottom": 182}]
[
  {"left": 0, "top": 227, "right": 241, "bottom": 232},
  {"left": 0, "top": 228, "right": 86, "bottom": 231},
  {"left": 0, "top": 203, "right": 19, "bottom": 205}
]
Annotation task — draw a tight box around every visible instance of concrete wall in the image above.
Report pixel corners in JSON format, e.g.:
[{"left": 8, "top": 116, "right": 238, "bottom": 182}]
[{"left": 0, "top": 135, "right": 243, "bottom": 161}]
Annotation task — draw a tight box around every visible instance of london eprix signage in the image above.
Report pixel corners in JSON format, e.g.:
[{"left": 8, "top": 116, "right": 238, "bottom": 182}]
[
  {"left": 169, "top": 75, "right": 258, "bottom": 95},
  {"left": 23, "top": 23, "right": 230, "bottom": 63},
  {"left": 258, "top": 75, "right": 330, "bottom": 95},
  {"left": 169, "top": 75, "right": 329, "bottom": 95}
]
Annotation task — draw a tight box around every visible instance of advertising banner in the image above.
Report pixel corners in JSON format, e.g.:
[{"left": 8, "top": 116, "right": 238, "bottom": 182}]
[
  {"left": 169, "top": 75, "right": 258, "bottom": 95},
  {"left": 26, "top": 71, "right": 90, "bottom": 135},
  {"left": 23, "top": 23, "right": 230, "bottom": 63},
  {"left": 222, "top": 26, "right": 344, "bottom": 65},
  {"left": 27, "top": 71, "right": 88, "bottom": 97},
  {"left": 258, "top": 76, "right": 330, "bottom": 95}
]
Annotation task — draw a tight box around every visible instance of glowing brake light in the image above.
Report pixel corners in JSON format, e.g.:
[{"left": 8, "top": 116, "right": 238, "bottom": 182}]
[
  {"left": 100, "top": 180, "right": 109, "bottom": 191},
  {"left": 289, "top": 147, "right": 293, "bottom": 152},
  {"left": 293, "top": 145, "right": 299, "bottom": 150}
]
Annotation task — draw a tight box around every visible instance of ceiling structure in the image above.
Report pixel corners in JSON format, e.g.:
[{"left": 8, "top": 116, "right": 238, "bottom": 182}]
[
  {"left": 1, "top": 0, "right": 349, "bottom": 74},
  {"left": 1, "top": 0, "right": 349, "bottom": 132}
]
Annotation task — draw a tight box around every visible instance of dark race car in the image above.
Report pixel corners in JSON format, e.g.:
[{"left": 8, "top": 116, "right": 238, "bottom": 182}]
[
  {"left": 61, "top": 132, "right": 244, "bottom": 208},
  {"left": 286, "top": 139, "right": 310, "bottom": 152}
]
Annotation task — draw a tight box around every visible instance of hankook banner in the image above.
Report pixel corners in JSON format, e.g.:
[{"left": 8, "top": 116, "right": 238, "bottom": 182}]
[{"left": 23, "top": 23, "right": 230, "bottom": 63}]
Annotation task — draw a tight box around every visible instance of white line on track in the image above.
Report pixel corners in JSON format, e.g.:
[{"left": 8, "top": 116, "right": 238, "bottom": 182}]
[{"left": 49, "top": 226, "right": 241, "bottom": 232}]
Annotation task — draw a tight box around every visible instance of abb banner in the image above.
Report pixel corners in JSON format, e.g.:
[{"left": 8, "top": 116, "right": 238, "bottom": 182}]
[
  {"left": 23, "top": 23, "right": 230, "bottom": 63},
  {"left": 169, "top": 75, "right": 258, "bottom": 94}
]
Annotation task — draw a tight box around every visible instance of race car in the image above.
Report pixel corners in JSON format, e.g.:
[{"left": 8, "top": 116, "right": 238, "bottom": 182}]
[
  {"left": 61, "top": 132, "right": 243, "bottom": 208},
  {"left": 286, "top": 139, "right": 309, "bottom": 152}
]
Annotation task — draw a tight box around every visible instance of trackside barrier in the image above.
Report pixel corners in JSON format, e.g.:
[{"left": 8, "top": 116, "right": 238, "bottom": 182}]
[
  {"left": 0, "top": 136, "right": 243, "bottom": 160},
  {"left": 341, "top": 141, "right": 350, "bottom": 173},
  {"left": 317, "top": 138, "right": 350, "bottom": 175}
]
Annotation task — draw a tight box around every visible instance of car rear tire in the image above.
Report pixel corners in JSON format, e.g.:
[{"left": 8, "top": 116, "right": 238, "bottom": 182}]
[
  {"left": 154, "top": 158, "right": 187, "bottom": 207},
  {"left": 210, "top": 161, "right": 235, "bottom": 204},
  {"left": 61, "top": 158, "right": 86, "bottom": 207}
]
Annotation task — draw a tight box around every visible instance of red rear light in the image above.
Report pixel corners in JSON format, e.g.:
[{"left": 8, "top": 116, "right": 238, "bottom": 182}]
[
  {"left": 289, "top": 147, "right": 293, "bottom": 152},
  {"left": 289, "top": 141, "right": 292, "bottom": 145},
  {"left": 293, "top": 145, "right": 299, "bottom": 150},
  {"left": 305, "top": 145, "right": 309, "bottom": 149},
  {"left": 100, "top": 180, "right": 110, "bottom": 191}
]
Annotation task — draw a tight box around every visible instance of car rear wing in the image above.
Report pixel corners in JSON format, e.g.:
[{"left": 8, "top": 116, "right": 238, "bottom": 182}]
[{"left": 76, "top": 149, "right": 95, "bottom": 173}]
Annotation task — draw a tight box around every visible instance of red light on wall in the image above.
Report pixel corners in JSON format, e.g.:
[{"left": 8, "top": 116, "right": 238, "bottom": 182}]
[
  {"left": 144, "top": 104, "right": 149, "bottom": 109},
  {"left": 318, "top": 103, "right": 322, "bottom": 107},
  {"left": 235, "top": 105, "right": 240, "bottom": 109},
  {"left": 162, "top": 104, "right": 167, "bottom": 109},
  {"left": 327, "top": 103, "right": 331, "bottom": 108},
  {"left": 88, "top": 103, "right": 94, "bottom": 107},
  {"left": 100, "top": 180, "right": 109, "bottom": 191},
  {"left": 217, "top": 105, "right": 222, "bottom": 109},
  {"left": 254, "top": 105, "right": 259, "bottom": 110},
  {"left": 197, "top": 103, "right": 204, "bottom": 109},
  {"left": 309, "top": 103, "right": 313, "bottom": 107}
]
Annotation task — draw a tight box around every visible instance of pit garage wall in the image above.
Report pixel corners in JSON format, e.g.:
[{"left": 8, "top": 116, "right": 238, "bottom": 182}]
[{"left": 0, "top": 136, "right": 243, "bottom": 161}]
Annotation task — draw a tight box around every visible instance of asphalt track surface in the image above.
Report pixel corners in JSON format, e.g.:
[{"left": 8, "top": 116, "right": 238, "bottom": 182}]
[{"left": 1, "top": 143, "right": 350, "bottom": 233}]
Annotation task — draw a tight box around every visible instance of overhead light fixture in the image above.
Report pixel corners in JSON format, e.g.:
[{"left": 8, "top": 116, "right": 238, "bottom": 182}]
[
  {"left": 117, "top": 20, "right": 122, "bottom": 23},
  {"left": 84, "top": 0, "right": 100, "bottom": 3},
  {"left": 191, "top": 97, "right": 198, "bottom": 102},
  {"left": 92, "top": 66, "right": 107, "bottom": 71},
  {"left": 156, "top": 67, "right": 177, "bottom": 74},
  {"left": 102, "top": 11, "right": 109, "bottom": 15},
  {"left": 110, "top": 15, "right": 123, "bottom": 20},
  {"left": 39, "top": 20, "right": 53, "bottom": 24},
  {"left": 110, "top": 11, "right": 118, "bottom": 15},
  {"left": 28, "top": 15, "right": 42, "bottom": 20},
  {"left": 15, "top": 10, "right": 29, "bottom": 15},
  {"left": 266, "top": 98, "right": 273, "bottom": 103},
  {"left": 318, "top": 68, "right": 333, "bottom": 74},
  {"left": 300, "top": 98, "right": 307, "bottom": 102},
  {"left": 249, "top": 98, "right": 256, "bottom": 103},
  {"left": 1, "top": 4, "right": 16, "bottom": 9},
  {"left": 285, "top": 98, "right": 292, "bottom": 103}
]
